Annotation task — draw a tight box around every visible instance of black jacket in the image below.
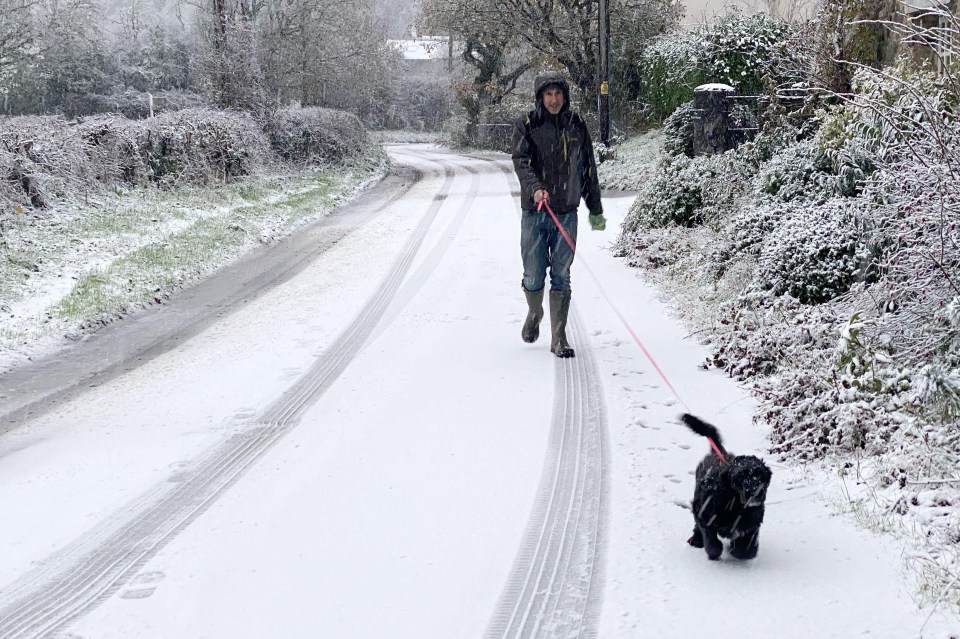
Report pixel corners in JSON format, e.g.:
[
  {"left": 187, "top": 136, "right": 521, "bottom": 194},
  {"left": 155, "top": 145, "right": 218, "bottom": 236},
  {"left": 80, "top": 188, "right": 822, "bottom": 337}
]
[{"left": 512, "top": 79, "right": 602, "bottom": 215}]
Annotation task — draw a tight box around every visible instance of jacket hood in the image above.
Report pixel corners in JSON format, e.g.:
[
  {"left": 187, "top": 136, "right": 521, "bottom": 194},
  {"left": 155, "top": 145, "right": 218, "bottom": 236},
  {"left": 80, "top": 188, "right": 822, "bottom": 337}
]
[{"left": 534, "top": 71, "right": 571, "bottom": 112}]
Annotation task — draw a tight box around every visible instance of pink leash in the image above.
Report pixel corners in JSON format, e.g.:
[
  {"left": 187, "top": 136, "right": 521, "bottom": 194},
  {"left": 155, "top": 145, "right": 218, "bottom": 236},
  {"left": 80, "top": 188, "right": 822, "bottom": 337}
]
[{"left": 534, "top": 196, "right": 725, "bottom": 456}]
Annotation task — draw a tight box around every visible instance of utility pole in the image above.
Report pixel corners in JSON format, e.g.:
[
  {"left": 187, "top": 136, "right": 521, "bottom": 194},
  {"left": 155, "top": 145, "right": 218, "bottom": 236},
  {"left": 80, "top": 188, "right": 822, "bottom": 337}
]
[{"left": 598, "top": 0, "right": 611, "bottom": 145}]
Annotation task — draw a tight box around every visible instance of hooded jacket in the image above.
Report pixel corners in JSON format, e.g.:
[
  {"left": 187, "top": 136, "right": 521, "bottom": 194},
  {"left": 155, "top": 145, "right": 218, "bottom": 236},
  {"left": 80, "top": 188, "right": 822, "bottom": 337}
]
[{"left": 512, "top": 72, "right": 602, "bottom": 215}]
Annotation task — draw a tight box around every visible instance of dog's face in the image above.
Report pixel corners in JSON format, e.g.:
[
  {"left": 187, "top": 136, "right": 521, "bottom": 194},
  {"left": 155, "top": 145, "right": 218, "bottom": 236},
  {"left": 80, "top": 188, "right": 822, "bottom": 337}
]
[{"left": 727, "top": 456, "right": 772, "bottom": 508}]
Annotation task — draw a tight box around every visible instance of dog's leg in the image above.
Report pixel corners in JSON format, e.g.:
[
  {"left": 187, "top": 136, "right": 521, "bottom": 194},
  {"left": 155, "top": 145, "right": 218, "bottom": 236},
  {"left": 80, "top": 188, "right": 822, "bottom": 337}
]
[
  {"left": 730, "top": 530, "right": 759, "bottom": 560},
  {"left": 700, "top": 526, "right": 723, "bottom": 560},
  {"left": 687, "top": 525, "right": 704, "bottom": 548}
]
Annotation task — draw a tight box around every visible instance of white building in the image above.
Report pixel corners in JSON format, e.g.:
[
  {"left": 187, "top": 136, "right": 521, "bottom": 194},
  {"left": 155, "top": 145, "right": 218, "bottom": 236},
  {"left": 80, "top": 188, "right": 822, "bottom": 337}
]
[{"left": 388, "top": 36, "right": 459, "bottom": 78}]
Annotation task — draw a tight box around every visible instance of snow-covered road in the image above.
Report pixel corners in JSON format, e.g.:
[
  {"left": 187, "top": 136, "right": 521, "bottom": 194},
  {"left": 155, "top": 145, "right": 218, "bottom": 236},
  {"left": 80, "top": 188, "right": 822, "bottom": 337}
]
[{"left": 0, "top": 145, "right": 957, "bottom": 638}]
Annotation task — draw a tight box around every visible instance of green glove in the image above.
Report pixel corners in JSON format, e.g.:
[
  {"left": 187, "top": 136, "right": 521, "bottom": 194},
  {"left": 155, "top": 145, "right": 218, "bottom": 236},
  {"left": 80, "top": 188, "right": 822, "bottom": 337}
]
[{"left": 589, "top": 211, "right": 607, "bottom": 231}]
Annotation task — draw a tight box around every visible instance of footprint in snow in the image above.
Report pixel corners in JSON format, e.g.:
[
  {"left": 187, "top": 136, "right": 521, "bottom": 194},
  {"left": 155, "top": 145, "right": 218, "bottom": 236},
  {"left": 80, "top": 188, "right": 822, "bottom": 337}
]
[{"left": 118, "top": 571, "right": 165, "bottom": 600}]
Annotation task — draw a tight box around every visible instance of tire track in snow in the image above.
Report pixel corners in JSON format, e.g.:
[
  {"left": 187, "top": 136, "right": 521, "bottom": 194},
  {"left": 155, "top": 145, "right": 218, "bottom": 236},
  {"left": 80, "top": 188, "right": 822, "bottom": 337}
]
[
  {"left": 484, "top": 149, "right": 610, "bottom": 638},
  {"left": 367, "top": 148, "right": 486, "bottom": 344},
  {"left": 0, "top": 149, "right": 483, "bottom": 639},
  {"left": 485, "top": 308, "right": 609, "bottom": 639}
]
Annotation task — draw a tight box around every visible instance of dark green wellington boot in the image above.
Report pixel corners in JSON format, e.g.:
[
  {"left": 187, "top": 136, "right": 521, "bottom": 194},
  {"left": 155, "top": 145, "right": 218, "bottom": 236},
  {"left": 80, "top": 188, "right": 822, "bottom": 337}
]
[
  {"left": 521, "top": 287, "right": 545, "bottom": 343},
  {"left": 549, "top": 290, "right": 575, "bottom": 358}
]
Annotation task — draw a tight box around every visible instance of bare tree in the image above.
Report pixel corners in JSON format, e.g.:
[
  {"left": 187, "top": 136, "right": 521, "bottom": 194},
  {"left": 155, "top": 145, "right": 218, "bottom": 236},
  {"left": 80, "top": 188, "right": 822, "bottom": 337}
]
[
  {"left": 420, "top": 0, "right": 678, "bottom": 114},
  {"left": 0, "top": 0, "right": 42, "bottom": 74},
  {"left": 256, "top": 0, "right": 398, "bottom": 117},
  {"left": 418, "top": 0, "right": 532, "bottom": 140}
]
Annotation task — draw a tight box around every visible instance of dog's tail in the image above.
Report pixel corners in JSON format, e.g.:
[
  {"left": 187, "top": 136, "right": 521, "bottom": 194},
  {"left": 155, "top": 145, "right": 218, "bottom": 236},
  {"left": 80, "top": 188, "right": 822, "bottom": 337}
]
[{"left": 680, "top": 414, "right": 729, "bottom": 460}]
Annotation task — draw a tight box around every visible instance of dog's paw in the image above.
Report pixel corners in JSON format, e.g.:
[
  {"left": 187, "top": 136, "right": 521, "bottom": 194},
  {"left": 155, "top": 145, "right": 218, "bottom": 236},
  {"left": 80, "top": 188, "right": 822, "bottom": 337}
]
[
  {"left": 704, "top": 537, "right": 724, "bottom": 560},
  {"left": 730, "top": 542, "right": 759, "bottom": 559},
  {"left": 687, "top": 534, "right": 703, "bottom": 548}
]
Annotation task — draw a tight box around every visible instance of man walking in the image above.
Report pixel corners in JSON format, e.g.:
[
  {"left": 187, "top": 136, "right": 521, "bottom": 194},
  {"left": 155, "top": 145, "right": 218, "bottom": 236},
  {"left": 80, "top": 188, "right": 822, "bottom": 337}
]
[{"left": 512, "top": 71, "right": 606, "bottom": 359}]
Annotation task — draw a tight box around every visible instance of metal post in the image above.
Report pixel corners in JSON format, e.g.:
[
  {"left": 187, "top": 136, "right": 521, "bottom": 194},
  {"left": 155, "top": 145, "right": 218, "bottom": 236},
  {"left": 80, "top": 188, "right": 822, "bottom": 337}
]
[{"left": 598, "top": 0, "right": 611, "bottom": 145}]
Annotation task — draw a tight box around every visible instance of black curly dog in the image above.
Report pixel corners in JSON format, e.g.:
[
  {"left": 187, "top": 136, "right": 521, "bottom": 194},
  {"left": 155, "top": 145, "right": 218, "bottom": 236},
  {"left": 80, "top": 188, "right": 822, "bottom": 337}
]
[{"left": 681, "top": 414, "right": 772, "bottom": 560}]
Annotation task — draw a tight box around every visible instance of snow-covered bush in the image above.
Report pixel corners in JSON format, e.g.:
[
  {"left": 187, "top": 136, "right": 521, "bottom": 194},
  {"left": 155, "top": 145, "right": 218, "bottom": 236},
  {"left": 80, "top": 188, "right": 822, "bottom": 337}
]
[
  {"left": 662, "top": 101, "right": 696, "bottom": 157},
  {"left": 621, "top": 155, "right": 708, "bottom": 229},
  {"left": 138, "top": 109, "right": 271, "bottom": 185},
  {"left": 638, "top": 9, "right": 811, "bottom": 123},
  {"left": 757, "top": 199, "right": 877, "bottom": 304},
  {"left": 0, "top": 116, "right": 100, "bottom": 210},
  {"left": 813, "top": 65, "right": 958, "bottom": 175},
  {"left": 637, "top": 29, "right": 703, "bottom": 123},
  {"left": 709, "top": 202, "right": 781, "bottom": 275},
  {"left": 264, "top": 107, "right": 370, "bottom": 167},
  {"left": 704, "top": 290, "right": 831, "bottom": 379},
  {"left": 699, "top": 10, "right": 811, "bottom": 95},
  {"left": 757, "top": 138, "right": 870, "bottom": 203},
  {"left": 621, "top": 143, "right": 762, "bottom": 231},
  {"left": 76, "top": 115, "right": 154, "bottom": 186}
]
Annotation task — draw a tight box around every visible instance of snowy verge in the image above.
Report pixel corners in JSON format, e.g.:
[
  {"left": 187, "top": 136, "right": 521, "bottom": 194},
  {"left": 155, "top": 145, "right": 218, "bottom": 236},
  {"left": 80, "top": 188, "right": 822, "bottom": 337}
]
[
  {"left": 612, "top": 123, "right": 960, "bottom": 616},
  {"left": 0, "top": 157, "right": 388, "bottom": 374}
]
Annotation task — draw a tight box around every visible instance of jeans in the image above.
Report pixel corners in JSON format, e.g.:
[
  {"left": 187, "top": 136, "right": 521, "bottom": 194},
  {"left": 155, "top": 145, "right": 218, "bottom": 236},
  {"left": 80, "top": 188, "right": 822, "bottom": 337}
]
[{"left": 520, "top": 209, "right": 578, "bottom": 292}]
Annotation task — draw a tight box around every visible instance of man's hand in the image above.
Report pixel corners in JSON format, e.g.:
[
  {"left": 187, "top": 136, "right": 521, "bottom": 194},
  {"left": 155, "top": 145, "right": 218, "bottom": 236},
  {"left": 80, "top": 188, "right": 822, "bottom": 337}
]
[
  {"left": 534, "top": 189, "right": 548, "bottom": 204},
  {"left": 589, "top": 211, "right": 607, "bottom": 231}
]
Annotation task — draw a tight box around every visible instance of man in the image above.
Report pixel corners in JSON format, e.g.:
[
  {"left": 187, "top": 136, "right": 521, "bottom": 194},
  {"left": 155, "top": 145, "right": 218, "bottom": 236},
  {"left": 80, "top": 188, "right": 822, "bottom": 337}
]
[{"left": 512, "top": 71, "right": 606, "bottom": 359}]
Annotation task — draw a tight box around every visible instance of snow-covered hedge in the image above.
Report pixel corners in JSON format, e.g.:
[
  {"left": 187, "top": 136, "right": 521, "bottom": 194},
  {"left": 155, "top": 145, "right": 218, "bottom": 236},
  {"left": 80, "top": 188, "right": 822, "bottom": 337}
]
[
  {"left": 0, "top": 106, "right": 377, "bottom": 215},
  {"left": 0, "top": 116, "right": 100, "bottom": 209},
  {"left": 137, "top": 109, "right": 271, "bottom": 185},
  {"left": 264, "top": 107, "right": 371, "bottom": 167}
]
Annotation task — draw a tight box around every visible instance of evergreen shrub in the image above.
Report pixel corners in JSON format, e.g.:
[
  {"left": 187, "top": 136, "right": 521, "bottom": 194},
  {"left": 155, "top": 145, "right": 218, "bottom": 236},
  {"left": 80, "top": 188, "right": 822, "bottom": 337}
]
[
  {"left": 662, "top": 101, "right": 696, "bottom": 157},
  {"left": 757, "top": 199, "right": 877, "bottom": 304},
  {"left": 637, "top": 9, "right": 810, "bottom": 125}
]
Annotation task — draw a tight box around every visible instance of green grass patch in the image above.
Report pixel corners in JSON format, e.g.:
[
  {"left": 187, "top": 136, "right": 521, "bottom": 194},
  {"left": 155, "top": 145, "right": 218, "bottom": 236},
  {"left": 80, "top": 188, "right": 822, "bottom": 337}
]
[{"left": 50, "top": 169, "right": 372, "bottom": 325}]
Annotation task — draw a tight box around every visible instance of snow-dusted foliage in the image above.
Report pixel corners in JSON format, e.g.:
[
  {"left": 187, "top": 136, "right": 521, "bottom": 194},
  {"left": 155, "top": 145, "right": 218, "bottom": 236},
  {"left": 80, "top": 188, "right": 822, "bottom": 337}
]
[
  {"left": 0, "top": 116, "right": 99, "bottom": 209},
  {"left": 622, "top": 155, "right": 709, "bottom": 228},
  {"left": 621, "top": 144, "right": 760, "bottom": 230},
  {"left": 757, "top": 199, "right": 877, "bottom": 304},
  {"left": 697, "top": 9, "right": 811, "bottom": 94},
  {"left": 0, "top": 106, "right": 376, "bottom": 216},
  {"left": 661, "top": 101, "right": 696, "bottom": 157},
  {"left": 714, "top": 202, "right": 779, "bottom": 262},
  {"left": 638, "top": 9, "right": 811, "bottom": 122},
  {"left": 135, "top": 109, "right": 271, "bottom": 186},
  {"left": 756, "top": 138, "right": 868, "bottom": 202},
  {"left": 636, "top": 28, "right": 703, "bottom": 122},
  {"left": 618, "top": 11, "right": 960, "bottom": 606},
  {"left": 264, "top": 107, "right": 371, "bottom": 167}
]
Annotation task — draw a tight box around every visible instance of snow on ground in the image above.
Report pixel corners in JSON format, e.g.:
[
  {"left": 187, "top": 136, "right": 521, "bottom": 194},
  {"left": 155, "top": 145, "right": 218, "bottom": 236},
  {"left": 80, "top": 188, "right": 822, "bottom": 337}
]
[{"left": 0, "top": 145, "right": 958, "bottom": 637}]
